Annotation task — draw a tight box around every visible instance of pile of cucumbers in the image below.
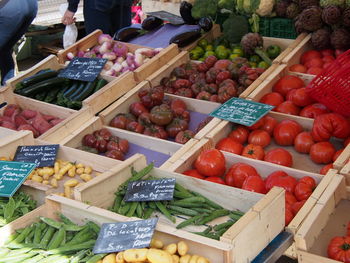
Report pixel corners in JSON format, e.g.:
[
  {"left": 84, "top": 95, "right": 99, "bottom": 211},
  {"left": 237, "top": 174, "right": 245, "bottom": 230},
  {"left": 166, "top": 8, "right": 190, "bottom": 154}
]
[
  {"left": 0, "top": 214, "right": 104, "bottom": 263},
  {"left": 14, "top": 69, "right": 108, "bottom": 110},
  {"left": 111, "top": 163, "right": 244, "bottom": 240}
]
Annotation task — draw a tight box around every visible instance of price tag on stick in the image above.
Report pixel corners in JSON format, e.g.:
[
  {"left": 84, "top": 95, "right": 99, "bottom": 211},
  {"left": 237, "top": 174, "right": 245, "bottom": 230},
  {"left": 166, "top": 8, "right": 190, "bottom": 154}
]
[
  {"left": 13, "top": 144, "right": 59, "bottom": 168},
  {"left": 58, "top": 57, "right": 107, "bottom": 82},
  {"left": 0, "top": 161, "right": 36, "bottom": 197},
  {"left": 209, "top": 97, "right": 274, "bottom": 127},
  {"left": 124, "top": 178, "right": 176, "bottom": 202},
  {"left": 93, "top": 218, "right": 158, "bottom": 254}
]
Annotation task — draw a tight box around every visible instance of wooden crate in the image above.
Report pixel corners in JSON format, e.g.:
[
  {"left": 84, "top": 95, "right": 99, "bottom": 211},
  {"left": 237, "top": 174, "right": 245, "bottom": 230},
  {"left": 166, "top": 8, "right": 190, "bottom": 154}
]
[
  {"left": 59, "top": 116, "right": 199, "bottom": 169},
  {"left": 6, "top": 55, "right": 137, "bottom": 114},
  {"left": 57, "top": 29, "right": 180, "bottom": 83},
  {"left": 295, "top": 173, "right": 350, "bottom": 263},
  {"left": 0, "top": 129, "right": 121, "bottom": 205},
  {"left": 98, "top": 80, "right": 222, "bottom": 140},
  {"left": 75, "top": 153, "right": 285, "bottom": 262},
  {"left": 339, "top": 143, "right": 350, "bottom": 186},
  {"left": 0, "top": 126, "right": 20, "bottom": 139},
  {"left": 281, "top": 34, "right": 318, "bottom": 83}
]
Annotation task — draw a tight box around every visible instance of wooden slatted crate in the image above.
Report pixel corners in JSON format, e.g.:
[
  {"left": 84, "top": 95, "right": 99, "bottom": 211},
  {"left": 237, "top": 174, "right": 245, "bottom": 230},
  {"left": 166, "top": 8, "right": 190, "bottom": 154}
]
[
  {"left": 57, "top": 29, "right": 180, "bottom": 83},
  {"left": 339, "top": 144, "right": 350, "bottom": 186},
  {"left": 98, "top": 80, "right": 222, "bottom": 141},
  {"left": 6, "top": 55, "right": 137, "bottom": 114},
  {"left": 74, "top": 153, "right": 285, "bottom": 263},
  {"left": 0, "top": 129, "right": 121, "bottom": 205},
  {"left": 295, "top": 173, "right": 350, "bottom": 263}
]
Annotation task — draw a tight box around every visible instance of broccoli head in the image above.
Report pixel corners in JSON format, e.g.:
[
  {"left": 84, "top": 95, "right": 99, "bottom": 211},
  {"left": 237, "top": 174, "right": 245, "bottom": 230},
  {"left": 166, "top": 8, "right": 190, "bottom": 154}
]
[{"left": 191, "top": 0, "right": 218, "bottom": 19}]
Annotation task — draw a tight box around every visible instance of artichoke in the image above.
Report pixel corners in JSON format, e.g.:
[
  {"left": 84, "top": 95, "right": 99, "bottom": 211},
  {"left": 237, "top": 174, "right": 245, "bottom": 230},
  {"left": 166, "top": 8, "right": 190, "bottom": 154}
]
[
  {"left": 330, "top": 28, "right": 350, "bottom": 49},
  {"left": 320, "top": 0, "right": 345, "bottom": 7},
  {"left": 297, "top": 6, "right": 324, "bottom": 31},
  {"left": 286, "top": 3, "right": 300, "bottom": 18},
  {"left": 311, "top": 28, "right": 332, "bottom": 49},
  {"left": 294, "top": 16, "right": 307, "bottom": 34},
  {"left": 240, "top": 33, "right": 272, "bottom": 65},
  {"left": 298, "top": 0, "right": 320, "bottom": 9},
  {"left": 322, "top": 5, "right": 342, "bottom": 25},
  {"left": 342, "top": 8, "right": 350, "bottom": 27},
  {"left": 275, "top": 0, "right": 291, "bottom": 17}
]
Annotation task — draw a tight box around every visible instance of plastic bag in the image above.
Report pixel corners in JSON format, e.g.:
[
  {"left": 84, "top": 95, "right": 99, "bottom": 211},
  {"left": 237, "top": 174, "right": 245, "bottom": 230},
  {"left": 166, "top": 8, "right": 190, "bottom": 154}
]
[{"left": 59, "top": 4, "right": 78, "bottom": 49}]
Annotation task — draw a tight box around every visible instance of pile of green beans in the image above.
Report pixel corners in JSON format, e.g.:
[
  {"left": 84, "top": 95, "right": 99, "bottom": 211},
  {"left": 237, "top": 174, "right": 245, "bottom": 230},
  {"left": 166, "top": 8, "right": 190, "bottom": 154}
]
[{"left": 110, "top": 163, "right": 245, "bottom": 240}]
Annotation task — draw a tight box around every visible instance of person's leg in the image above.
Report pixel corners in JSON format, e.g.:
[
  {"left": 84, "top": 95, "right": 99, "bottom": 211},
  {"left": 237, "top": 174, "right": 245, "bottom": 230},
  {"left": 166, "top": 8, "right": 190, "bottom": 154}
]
[
  {"left": 83, "top": 0, "right": 112, "bottom": 35},
  {"left": 110, "top": 0, "right": 132, "bottom": 36}
]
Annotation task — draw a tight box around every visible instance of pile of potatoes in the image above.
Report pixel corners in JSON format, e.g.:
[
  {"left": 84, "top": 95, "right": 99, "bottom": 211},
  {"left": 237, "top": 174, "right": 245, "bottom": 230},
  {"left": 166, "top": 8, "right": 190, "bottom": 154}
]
[{"left": 97, "top": 239, "right": 211, "bottom": 263}]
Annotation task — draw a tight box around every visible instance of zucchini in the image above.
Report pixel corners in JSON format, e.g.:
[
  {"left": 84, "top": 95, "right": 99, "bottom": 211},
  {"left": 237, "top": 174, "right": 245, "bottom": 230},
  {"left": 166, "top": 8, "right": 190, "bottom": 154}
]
[
  {"left": 15, "top": 69, "right": 57, "bottom": 91},
  {"left": 67, "top": 82, "right": 86, "bottom": 100},
  {"left": 93, "top": 78, "right": 108, "bottom": 93},
  {"left": 63, "top": 81, "right": 79, "bottom": 98},
  {"left": 19, "top": 77, "right": 69, "bottom": 97},
  {"left": 44, "top": 88, "right": 61, "bottom": 103},
  {"left": 73, "top": 80, "right": 97, "bottom": 101},
  {"left": 35, "top": 91, "right": 48, "bottom": 101}
]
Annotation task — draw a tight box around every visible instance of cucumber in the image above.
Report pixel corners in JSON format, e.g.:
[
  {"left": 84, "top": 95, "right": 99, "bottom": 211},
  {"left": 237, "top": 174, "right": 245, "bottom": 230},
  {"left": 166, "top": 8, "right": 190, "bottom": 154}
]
[
  {"left": 93, "top": 78, "right": 108, "bottom": 93},
  {"left": 19, "top": 77, "right": 69, "bottom": 97},
  {"left": 15, "top": 69, "right": 57, "bottom": 91},
  {"left": 35, "top": 91, "right": 48, "bottom": 101},
  {"left": 73, "top": 80, "right": 97, "bottom": 101}
]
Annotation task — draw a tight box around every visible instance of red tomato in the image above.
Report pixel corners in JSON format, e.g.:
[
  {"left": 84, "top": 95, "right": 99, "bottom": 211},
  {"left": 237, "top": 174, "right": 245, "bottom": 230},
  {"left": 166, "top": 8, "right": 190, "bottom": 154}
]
[
  {"left": 322, "top": 55, "right": 335, "bottom": 63},
  {"left": 225, "top": 163, "right": 259, "bottom": 188},
  {"left": 289, "top": 64, "right": 307, "bottom": 73},
  {"left": 309, "top": 142, "right": 336, "bottom": 164},
  {"left": 333, "top": 149, "right": 344, "bottom": 162},
  {"left": 347, "top": 222, "right": 350, "bottom": 236},
  {"left": 294, "top": 132, "right": 315, "bottom": 154},
  {"left": 300, "top": 50, "right": 322, "bottom": 64},
  {"left": 320, "top": 163, "right": 333, "bottom": 175},
  {"left": 205, "top": 176, "right": 226, "bottom": 185},
  {"left": 295, "top": 182, "right": 313, "bottom": 201},
  {"left": 285, "top": 191, "right": 297, "bottom": 205},
  {"left": 261, "top": 116, "right": 278, "bottom": 135},
  {"left": 327, "top": 236, "right": 350, "bottom": 262},
  {"left": 320, "top": 49, "right": 334, "bottom": 57},
  {"left": 216, "top": 137, "right": 243, "bottom": 155},
  {"left": 265, "top": 171, "right": 297, "bottom": 193},
  {"left": 299, "top": 176, "right": 316, "bottom": 189},
  {"left": 291, "top": 200, "right": 306, "bottom": 216},
  {"left": 228, "top": 126, "right": 249, "bottom": 144},
  {"left": 285, "top": 208, "right": 294, "bottom": 226},
  {"left": 299, "top": 103, "right": 330, "bottom": 119},
  {"left": 194, "top": 149, "right": 226, "bottom": 177},
  {"left": 248, "top": 130, "right": 271, "bottom": 148},
  {"left": 264, "top": 148, "right": 293, "bottom": 167},
  {"left": 344, "top": 138, "right": 350, "bottom": 147},
  {"left": 274, "top": 101, "right": 301, "bottom": 116},
  {"left": 273, "top": 120, "right": 303, "bottom": 146},
  {"left": 311, "top": 113, "right": 350, "bottom": 141},
  {"left": 306, "top": 67, "right": 324, "bottom": 75},
  {"left": 323, "top": 62, "right": 333, "bottom": 69},
  {"left": 272, "top": 75, "right": 305, "bottom": 97},
  {"left": 304, "top": 58, "right": 324, "bottom": 68},
  {"left": 242, "top": 144, "right": 265, "bottom": 160},
  {"left": 286, "top": 88, "right": 315, "bottom": 107},
  {"left": 182, "top": 169, "right": 205, "bottom": 179},
  {"left": 259, "top": 92, "right": 284, "bottom": 107},
  {"left": 248, "top": 117, "right": 265, "bottom": 130},
  {"left": 242, "top": 176, "right": 267, "bottom": 194}
]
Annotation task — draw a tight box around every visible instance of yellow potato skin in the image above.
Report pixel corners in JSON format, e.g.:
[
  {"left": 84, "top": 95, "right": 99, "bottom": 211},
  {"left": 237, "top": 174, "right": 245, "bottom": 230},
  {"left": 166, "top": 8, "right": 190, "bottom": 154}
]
[
  {"left": 102, "top": 253, "right": 116, "bottom": 263},
  {"left": 147, "top": 248, "right": 173, "bottom": 263},
  {"left": 177, "top": 241, "right": 188, "bottom": 256},
  {"left": 123, "top": 248, "right": 148, "bottom": 262}
]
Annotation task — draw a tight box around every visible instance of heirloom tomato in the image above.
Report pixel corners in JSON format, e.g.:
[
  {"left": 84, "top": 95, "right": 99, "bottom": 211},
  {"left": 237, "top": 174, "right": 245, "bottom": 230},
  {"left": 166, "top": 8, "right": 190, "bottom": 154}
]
[
  {"left": 310, "top": 142, "right": 336, "bottom": 164},
  {"left": 294, "top": 132, "right": 315, "bottom": 154},
  {"left": 242, "top": 176, "right": 266, "bottom": 194},
  {"left": 264, "top": 148, "right": 293, "bottom": 167},
  {"left": 291, "top": 200, "right": 306, "bottom": 216},
  {"left": 286, "top": 87, "right": 315, "bottom": 107},
  {"left": 228, "top": 126, "right": 249, "bottom": 144},
  {"left": 327, "top": 236, "right": 350, "bottom": 263},
  {"left": 311, "top": 113, "right": 350, "bottom": 141},
  {"left": 272, "top": 75, "right": 304, "bottom": 97},
  {"left": 242, "top": 144, "right": 265, "bottom": 160},
  {"left": 194, "top": 149, "right": 226, "bottom": 177},
  {"left": 261, "top": 116, "right": 278, "bottom": 135},
  {"left": 333, "top": 149, "right": 344, "bottom": 162},
  {"left": 273, "top": 120, "right": 303, "bottom": 146},
  {"left": 259, "top": 92, "right": 284, "bottom": 107},
  {"left": 294, "top": 182, "right": 313, "bottom": 201},
  {"left": 299, "top": 176, "right": 316, "bottom": 189},
  {"left": 248, "top": 130, "right": 271, "bottom": 148},
  {"left": 216, "top": 137, "right": 243, "bottom": 155},
  {"left": 320, "top": 163, "right": 333, "bottom": 175},
  {"left": 265, "top": 171, "right": 297, "bottom": 193},
  {"left": 183, "top": 169, "right": 205, "bottom": 179},
  {"left": 205, "top": 176, "right": 226, "bottom": 185},
  {"left": 275, "top": 101, "right": 300, "bottom": 116},
  {"left": 299, "top": 103, "right": 330, "bottom": 118},
  {"left": 224, "top": 163, "right": 259, "bottom": 188}
]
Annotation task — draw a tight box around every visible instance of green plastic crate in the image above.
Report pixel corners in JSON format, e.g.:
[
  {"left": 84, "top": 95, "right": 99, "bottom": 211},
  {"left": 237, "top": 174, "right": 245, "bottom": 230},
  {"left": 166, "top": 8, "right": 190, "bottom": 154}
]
[
  {"left": 269, "top": 18, "right": 297, "bottom": 39},
  {"left": 259, "top": 17, "right": 270, "bottom": 37}
]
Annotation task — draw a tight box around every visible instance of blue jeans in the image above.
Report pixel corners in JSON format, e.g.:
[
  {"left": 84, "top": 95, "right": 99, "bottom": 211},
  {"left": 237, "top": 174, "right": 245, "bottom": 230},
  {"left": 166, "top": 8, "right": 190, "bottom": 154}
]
[
  {"left": 84, "top": 0, "right": 132, "bottom": 35},
  {"left": 0, "top": 0, "right": 37, "bottom": 85}
]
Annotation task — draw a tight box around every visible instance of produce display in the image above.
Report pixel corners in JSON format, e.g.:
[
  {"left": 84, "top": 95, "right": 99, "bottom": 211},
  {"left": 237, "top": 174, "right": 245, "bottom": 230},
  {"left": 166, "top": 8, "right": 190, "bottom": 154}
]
[
  {"left": 211, "top": 114, "right": 349, "bottom": 173},
  {"left": 182, "top": 148, "right": 318, "bottom": 225},
  {"left": 0, "top": 191, "right": 36, "bottom": 227},
  {"left": 327, "top": 222, "right": 350, "bottom": 262},
  {"left": 0, "top": 104, "right": 64, "bottom": 137},
  {"left": 65, "top": 34, "right": 162, "bottom": 77},
  {"left": 110, "top": 163, "right": 244, "bottom": 240},
  {"left": 289, "top": 48, "right": 341, "bottom": 75},
  {"left": 0, "top": 214, "right": 100, "bottom": 262},
  {"left": 13, "top": 69, "right": 108, "bottom": 110},
  {"left": 81, "top": 128, "right": 129, "bottom": 160},
  {"left": 97, "top": 239, "right": 211, "bottom": 263},
  {"left": 108, "top": 87, "right": 211, "bottom": 143}
]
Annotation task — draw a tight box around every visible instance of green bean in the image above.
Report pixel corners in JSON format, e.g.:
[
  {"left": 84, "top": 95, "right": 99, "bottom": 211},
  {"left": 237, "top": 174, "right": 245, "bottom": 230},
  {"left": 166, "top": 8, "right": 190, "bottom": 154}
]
[
  {"left": 155, "top": 201, "right": 176, "bottom": 223},
  {"left": 213, "top": 221, "right": 235, "bottom": 231},
  {"left": 195, "top": 209, "right": 230, "bottom": 225},
  {"left": 191, "top": 207, "right": 213, "bottom": 213},
  {"left": 194, "top": 231, "right": 220, "bottom": 240},
  {"left": 229, "top": 212, "right": 243, "bottom": 221},
  {"left": 176, "top": 214, "right": 206, "bottom": 229},
  {"left": 168, "top": 205, "right": 199, "bottom": 217}
]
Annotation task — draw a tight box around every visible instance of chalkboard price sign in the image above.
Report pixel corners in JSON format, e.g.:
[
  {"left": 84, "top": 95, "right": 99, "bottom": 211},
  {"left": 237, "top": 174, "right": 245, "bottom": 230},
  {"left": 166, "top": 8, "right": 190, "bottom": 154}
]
[
  {"left": 13, "top": 144, "right": 59, "bottom": 168},
  {"left": 0, "top": 161, "right": 36, "bottom": 197},
  {"left": 124, "top": 178, "right": 175, "bottom": 202},
  {"left": 58, "top": 57, "right": 107, "bottom": 82},
  {"left": 93, "top": 218, "right": 158, "bottom": 254},
  {"left": 210, "top": 97, "right": 274, "bottom": 127}
]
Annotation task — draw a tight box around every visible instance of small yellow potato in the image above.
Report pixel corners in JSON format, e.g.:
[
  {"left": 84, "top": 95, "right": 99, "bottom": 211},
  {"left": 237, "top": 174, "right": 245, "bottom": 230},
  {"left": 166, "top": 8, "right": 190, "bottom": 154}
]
[
  {"left": 197, "top": 256, "right": 210, "bottom": 263},
  {"left": 102, "top": 253, "right": 116, "bottom": 263},
  {"left": 177, "top": 241, "right": 188, "bottom": 256},
  {"left": 64, "top": 179, "right": 79, "bottom": 187},
  {"left": 172, "top": 254, "right": 180, "bottom": 263},
  {"left": 42, "top": 180, "right": 49, "bottom": 185},
  {"left": 164, "top": 243, "right": 177, "bottom": 255},
  {"left": 67, "top": 166, "right": 76, "bottom": 177},
  {"left": 32, "top": 174, "right": 43, "bottom": 183},
  {"left": 115, "top": 252, "right": 125, "bottom": 263},
  {"left": 43, "top": 174, "right": 51, "bottom": 180},
  {"left": 146, "top": 248, "right": 173, "bottom": 263},
  {"left": 123, "top": 248, "right": 148, "bottom": 262},
  {"left": 50, "top": 178, "right": 58, "bottom": 188},
  {"left": 150, "top": 239, "right": 164, "bottom": 249},
  {"left": 54, "top": 161, "right": 60, "bottom": 174},
  {"left": 54, "top": 173, "right": 63, "bottom": 180},
  {"left": 80, "top": 173, "right": 92, "bottom": 182},
  {"left": 76, "top": 163, "right": 84, "bottom": 169},
  {"left": 189, "top": 255, "right": 199, "bottom": 263},
  {"left": 64, "top": 186, "right": 72, "bottom": 198},
  {"left": 84, "top": 165, "right": 92, "bottom": 174},
  {"left": 179, "top": 255, "right": 191, "bottom": 263},
  {"left": 76, "top": 167, "right": 85, "bottom": 175}
]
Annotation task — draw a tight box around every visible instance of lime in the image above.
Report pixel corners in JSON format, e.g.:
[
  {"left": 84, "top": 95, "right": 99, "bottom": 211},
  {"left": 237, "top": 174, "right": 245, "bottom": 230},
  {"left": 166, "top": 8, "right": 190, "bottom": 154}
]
[
  {"left": 198, "top": 39, "right": 209, "bottom": 49},
  {"left": 205, "top": 44, "right": 214, "bottom": 51},
  {"left": 204, "top": 51, "right": 216, "bottom": 58},
  {"left": 258, "top": 61, "right": 269, "bottom": 69},
  {"left": 249, "top": 55, "right": 261, "bottom": 63},
  {"left": 216, "top": 49, "right": 229, "bottom": 59},
  {"left": 232, "top": 47, "right": 244, "bottom": 57},
  {"left": 249, "top": 62, "right": 257, "bottom": 68},
  {"left": 229, "top": 53, "right": 241, "bottom": 60}
]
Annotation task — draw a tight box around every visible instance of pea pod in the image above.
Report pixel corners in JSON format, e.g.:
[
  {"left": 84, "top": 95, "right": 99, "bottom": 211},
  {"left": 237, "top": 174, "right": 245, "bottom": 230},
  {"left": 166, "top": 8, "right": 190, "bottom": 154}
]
[
  {"left": 126, "top": 202, "right": 138, "bottom": 217},
  {"left": 176, "top": 214, "right": 206, "bottom": 229},
  {"left": 168, "top": 205, "right": 198, "bottom": 217},
  {"left": 40, "top": 217, "right": 63, "bottom": 229},
  {"left": 195, "top": 209, "right": 230, "bottom": 225},
  {"left": 11, "top": 225, "right": 33, "bottom": 244},
  {"left": 155, "top": 201, "right": 176, "bottom": 223},
  {"left": 213, "top": 220, "right": 235, "bottom": 231},
  {"left": 33, "top": 223, "right": 43, "bottom": 245},
  {"left": 47, "top": 227, "right": 66, "bottom": 250},
  {"left": 65, "top": 229, "right": 94, "bottom": 246},
  {"left": 47, "top": 240, "right": 95, "bottom": 254},
  {"left": 40, "top": 226, "right": 56, "bottom": 248},
  {"left": 86, "top": 254, "right": 107, "bottom": 263}
]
